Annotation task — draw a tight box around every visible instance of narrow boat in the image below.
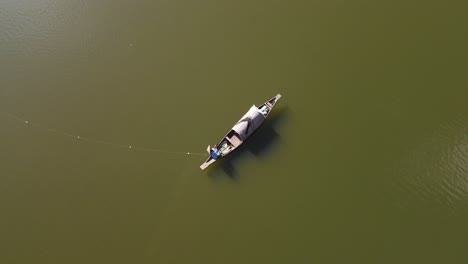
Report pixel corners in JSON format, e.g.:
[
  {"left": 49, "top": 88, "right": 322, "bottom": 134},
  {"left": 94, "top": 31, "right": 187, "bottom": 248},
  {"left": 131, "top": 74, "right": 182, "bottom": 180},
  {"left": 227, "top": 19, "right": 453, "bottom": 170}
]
[{"left": 200, "top": 94, "right": 282, "bottom": 170}]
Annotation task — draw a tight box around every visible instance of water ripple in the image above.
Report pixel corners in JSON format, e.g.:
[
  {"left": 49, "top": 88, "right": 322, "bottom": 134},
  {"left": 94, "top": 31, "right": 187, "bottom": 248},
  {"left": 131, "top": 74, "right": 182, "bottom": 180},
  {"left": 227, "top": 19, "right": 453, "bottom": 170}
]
[
  {"left": 392, "top": 116, "right": 468, "bottom": 213},
  {"left": 1, "top": 0, "right": 93, "bottom": 58}
]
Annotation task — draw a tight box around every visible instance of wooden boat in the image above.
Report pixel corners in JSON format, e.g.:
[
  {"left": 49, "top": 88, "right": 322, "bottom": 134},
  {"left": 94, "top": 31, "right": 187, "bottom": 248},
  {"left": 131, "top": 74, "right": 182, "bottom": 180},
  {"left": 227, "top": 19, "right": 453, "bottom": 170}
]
[{"left": 200, "top": 94, "right": 282, "bottom": 170}]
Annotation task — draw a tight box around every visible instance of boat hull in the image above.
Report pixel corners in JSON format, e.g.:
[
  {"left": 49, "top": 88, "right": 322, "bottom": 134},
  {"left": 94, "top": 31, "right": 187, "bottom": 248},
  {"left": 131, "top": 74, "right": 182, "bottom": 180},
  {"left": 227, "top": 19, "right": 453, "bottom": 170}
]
[{"left": 200, "top": 94, "right": 282, "bottom": 170}]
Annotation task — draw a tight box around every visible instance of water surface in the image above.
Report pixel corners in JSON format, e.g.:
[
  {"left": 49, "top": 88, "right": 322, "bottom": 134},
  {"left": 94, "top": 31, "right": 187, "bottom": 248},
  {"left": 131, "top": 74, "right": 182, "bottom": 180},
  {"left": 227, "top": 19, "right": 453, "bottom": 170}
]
[{"left": 1, "top": 0, "right": 468, "bottom": 263}]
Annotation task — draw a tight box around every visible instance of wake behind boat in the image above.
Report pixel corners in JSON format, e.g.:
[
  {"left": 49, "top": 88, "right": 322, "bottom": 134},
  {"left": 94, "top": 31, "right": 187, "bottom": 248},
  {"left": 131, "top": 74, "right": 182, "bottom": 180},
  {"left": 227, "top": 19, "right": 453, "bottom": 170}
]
[{"left": 200, "top": 94, "right": 282, "bottom": 170}]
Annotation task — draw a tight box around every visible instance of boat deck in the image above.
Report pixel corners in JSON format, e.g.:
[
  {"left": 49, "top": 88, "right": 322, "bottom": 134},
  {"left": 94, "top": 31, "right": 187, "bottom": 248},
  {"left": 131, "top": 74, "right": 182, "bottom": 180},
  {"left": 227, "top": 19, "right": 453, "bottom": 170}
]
[{"left": 227, "top": 134, "right": 242, "bottom": 147}]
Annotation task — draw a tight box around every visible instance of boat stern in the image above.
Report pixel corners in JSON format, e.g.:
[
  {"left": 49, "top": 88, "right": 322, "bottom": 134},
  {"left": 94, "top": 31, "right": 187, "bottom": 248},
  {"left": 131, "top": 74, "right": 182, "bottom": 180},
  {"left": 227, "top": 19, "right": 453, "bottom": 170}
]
[{"left": 200, "top": 158, "right": 216, "bottom": 170}]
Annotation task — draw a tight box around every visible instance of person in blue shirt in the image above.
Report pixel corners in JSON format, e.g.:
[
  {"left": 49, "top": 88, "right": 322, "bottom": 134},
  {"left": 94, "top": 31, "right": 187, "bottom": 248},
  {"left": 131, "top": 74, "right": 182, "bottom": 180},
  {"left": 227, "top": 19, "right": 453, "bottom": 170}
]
[{"left": 210, "top": 148, "right": 219, "bottom": 160}]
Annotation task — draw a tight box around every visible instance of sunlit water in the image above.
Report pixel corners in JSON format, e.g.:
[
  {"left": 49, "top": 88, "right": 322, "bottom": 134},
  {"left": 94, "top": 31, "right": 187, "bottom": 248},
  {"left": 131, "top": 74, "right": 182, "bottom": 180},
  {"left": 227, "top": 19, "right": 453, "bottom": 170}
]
[{"left": 1, "top": 0, "right": 468, "bottom": 263}]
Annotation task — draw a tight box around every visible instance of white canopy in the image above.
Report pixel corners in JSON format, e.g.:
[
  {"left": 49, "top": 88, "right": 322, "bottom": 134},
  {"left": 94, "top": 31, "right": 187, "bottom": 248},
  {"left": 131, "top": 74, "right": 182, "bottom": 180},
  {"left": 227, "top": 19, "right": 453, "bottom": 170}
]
[{"left": 231, "top": 105, "right": 266, "bottom": 141}]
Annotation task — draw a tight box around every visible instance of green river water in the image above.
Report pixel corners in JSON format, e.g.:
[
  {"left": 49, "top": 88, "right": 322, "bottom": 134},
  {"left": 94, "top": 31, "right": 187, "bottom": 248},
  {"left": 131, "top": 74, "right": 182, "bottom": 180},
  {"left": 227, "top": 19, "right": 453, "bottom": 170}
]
[{"left": 1, "top": 0, "right": 468, "bottom": 263}]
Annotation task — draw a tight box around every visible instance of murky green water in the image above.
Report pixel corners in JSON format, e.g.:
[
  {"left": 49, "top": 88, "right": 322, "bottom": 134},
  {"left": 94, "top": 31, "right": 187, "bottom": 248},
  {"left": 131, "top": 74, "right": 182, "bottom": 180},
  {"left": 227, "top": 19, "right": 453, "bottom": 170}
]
[{"left": 1, "top": 0, "right": 468, "bottom": 263}]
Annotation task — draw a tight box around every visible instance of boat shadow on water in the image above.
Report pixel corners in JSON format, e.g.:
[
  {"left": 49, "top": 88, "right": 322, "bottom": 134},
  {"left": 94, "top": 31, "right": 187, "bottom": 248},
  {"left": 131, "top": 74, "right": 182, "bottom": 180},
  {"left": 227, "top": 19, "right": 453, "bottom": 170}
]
[{"left": 207, "top": 105, "right": 290, "bottom": 180}]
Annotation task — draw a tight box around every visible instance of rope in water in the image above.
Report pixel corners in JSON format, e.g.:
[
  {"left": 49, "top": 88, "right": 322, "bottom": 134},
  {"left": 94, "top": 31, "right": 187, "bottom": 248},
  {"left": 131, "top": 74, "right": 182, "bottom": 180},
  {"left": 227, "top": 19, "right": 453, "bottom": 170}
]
[{"left": 0, "top": 111, "right": 207, "bottom": 157}]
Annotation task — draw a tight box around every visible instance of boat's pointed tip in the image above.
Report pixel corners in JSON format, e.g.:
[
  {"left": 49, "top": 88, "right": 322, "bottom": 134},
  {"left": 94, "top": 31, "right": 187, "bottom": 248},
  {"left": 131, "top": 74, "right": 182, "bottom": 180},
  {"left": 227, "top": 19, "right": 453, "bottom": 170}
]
[{"left": 200, "top": 159, "right": 216, "bottom": 170}]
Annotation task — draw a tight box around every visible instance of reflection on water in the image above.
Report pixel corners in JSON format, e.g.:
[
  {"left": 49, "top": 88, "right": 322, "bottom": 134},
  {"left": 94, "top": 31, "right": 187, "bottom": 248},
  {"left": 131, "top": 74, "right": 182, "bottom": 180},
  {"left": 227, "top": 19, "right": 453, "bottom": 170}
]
[
  {"left": 393, "top": 116, "right": 468, "bottom": 212},
  {"left": 1, "top": 0, "right": 92, "bottom": 58}
]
